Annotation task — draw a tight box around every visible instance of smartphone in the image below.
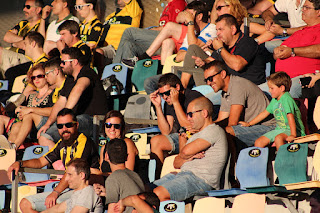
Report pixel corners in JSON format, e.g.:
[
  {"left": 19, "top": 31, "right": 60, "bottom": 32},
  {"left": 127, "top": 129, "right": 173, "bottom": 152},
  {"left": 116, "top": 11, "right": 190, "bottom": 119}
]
[{"left": 300, "top": 77, "right": 312, "bottom": 87}]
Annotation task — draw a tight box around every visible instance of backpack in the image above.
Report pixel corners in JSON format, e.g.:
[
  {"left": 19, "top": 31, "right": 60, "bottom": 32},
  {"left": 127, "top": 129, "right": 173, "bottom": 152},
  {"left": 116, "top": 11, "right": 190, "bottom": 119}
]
[{"left": 102, "top": 74, "right": 124, "bottom": 96}]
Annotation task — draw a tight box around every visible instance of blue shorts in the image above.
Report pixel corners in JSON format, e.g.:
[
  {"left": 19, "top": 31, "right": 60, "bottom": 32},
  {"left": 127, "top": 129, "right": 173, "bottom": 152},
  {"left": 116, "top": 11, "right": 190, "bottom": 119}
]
[
  {"left": 25, "top": 189, "right": 72, "bottom": 211},
  {"left": 153, "top": 171, "right": 212, "bottom": 201},
  {"left": 165, "top": 133, "right": 179, "bottom": 154},
  {"left": 232, "top": 124, "right": 276, "bottom": 147},
  {"left": 36, "top": 116, "right": 48, "bottom": 130}
]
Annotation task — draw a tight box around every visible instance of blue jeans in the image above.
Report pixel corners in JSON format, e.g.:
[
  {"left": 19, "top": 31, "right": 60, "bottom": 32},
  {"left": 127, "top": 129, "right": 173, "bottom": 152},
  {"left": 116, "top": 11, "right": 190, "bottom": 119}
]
[
  {"left": 144, "top": 74, "right": 161, "bottom": 95},
  {"left": 165, "top": 133, "right": 180, "bottom": 154},
  {"left": 258, "top": 76, "right": 302, "bottom": 99},
  {"left": 153, "top": 171, "right": 212, "bottom": 201},
  {"left": 113, "top": 27, "right": 160, "bottom": 63}
]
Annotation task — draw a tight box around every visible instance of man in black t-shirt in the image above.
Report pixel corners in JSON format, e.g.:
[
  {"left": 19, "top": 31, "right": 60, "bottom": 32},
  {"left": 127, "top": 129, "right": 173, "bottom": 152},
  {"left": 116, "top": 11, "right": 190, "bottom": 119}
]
[
  {"left": 181, "top": 14, "right": 266, "bottom": 87},
  {"left": 38, "top": 47, "right": 108, "bottom": 145},
  {"left": 149, "top": 73, "right": 202, "bottom": 177},
  {"left": 8, "top": 108, "right": 100, "bottom": 212}
]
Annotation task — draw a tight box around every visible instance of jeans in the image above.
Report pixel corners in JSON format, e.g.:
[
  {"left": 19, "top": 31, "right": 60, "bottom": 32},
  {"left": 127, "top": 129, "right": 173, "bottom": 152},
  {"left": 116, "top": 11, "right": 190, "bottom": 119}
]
[
  {"left": 144, "top": 74, "right": 162, "bottom": 95},
  {"left": 113, "top": 27, "right": 160, "bottom": 63},
  {"left": 264, "top": 40, "right": 284, "bottom": 53},
  {"left": 258, "top": 76, "right": 303, "bottom": 99}
]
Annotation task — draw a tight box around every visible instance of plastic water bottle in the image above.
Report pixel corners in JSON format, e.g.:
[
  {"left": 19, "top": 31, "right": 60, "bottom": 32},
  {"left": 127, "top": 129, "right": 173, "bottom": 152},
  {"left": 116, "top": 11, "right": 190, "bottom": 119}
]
[{"left": 110, "top": 85, "right": 118, "bottom": 95}]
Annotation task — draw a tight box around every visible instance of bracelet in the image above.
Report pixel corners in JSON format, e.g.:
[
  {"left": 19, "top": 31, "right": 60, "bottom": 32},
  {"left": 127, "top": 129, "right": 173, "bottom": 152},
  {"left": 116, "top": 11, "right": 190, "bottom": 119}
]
[
  {"left": 41, "top": 17, "right": 46, "bottom": 20},
  {"left": 216, "top": 47, "right": 224, "bottom": 54}
]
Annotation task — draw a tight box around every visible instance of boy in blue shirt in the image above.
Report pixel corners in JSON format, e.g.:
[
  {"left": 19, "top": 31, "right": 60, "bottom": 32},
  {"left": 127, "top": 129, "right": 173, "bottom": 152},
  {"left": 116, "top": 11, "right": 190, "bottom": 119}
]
[{"left": 240, "top": 72, "right": 305, "bottom": 150}]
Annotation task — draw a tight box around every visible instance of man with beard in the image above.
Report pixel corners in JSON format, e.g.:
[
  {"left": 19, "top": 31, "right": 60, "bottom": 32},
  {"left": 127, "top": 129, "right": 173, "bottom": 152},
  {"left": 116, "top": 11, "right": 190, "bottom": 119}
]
[{"left": 8, "top": 108, "right": 101, "bottom": 212}]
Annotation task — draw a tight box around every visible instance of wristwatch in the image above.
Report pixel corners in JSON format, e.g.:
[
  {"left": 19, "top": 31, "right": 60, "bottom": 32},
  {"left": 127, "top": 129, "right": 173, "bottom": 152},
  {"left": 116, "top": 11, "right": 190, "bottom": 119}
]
[
  {"left": 291, "top": 48, "right": 296, "bottom": 57},
  {"left": 186, "top": 21, "right": 194, "bottom": 26},
  {"left": 18, "top": 160, "right": 23, "bottom": 168},
  {"left": 282, "top": 28, "right": 288, "bottom": 37},
  {"left": 216, "top": 47, "right": 224, "bottom": 54}
]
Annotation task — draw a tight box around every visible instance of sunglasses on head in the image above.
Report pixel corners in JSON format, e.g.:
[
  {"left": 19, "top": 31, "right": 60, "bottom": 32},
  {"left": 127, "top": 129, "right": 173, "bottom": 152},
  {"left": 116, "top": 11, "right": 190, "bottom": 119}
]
[
  {"left": 57, "top": 121, "right": 77, "bottom": 129},
  {"left": 216, "top": 5, "right": 229, "bottom": 11},
  {"left": 24, "top": 5, "right": 34, "bottom": 9},
  {"left": 31, "top": 74, "right": 45, "bottom": 81},
  {"left": 61, "top": 59, "right": 74, "bottom": 65},
  {"left": 45, "top": 69, "right": 55, "bottom": 75},
  {"left": 204, "top": 70, "right": 222, "bottom": 83},
  {"left": 186, "top": 110, "right": 203, "bottom": 118},
  {"left": 105, "top": 123, "right": 121, "bottom": 129},
  {"left": 74, "top": 3, "right": 91, "bottom": 11},
  {"left": 159, "top": 90, "right": 171, "bottom": 97}
]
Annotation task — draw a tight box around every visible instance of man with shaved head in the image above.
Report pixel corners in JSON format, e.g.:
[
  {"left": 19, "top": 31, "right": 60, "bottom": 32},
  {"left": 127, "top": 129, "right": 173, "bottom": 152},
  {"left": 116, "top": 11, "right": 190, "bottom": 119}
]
[{"left": 153, "top": 96, "right": 228, "bottom": 201}]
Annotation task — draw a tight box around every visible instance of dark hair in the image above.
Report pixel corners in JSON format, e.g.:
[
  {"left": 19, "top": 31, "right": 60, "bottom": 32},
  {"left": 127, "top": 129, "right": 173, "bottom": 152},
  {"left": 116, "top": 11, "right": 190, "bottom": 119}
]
[
  {"left": 66, "top": 158, "right": 90, "bottom": 180},
  {"left": 35, "top": 0, "right": 45, "bottom": 8},
  {"left": 158, "top": 73, "right": 183, "bottom": 90},
  {"left": 106, "top": 138, "right": 128, "bottom": 164},
  {"left": 27, "top": 63, "right": 45, "bottom": 86},
  {"left": 203, "top": 60, "right": 230, "bottom": 76},
  {"left": 311, "top": 189, "right": 320, "bottom": 203},
  {"left": 25, "top": 31, "right": 45, "bottom": 48},
  {"left": 58, "top": 20, "right": 80, "bottom": 39},
  {"left": 138, "top": 192, "right": 160, "bottom": 210},
  {"left": 186, "top": 0, "right": 209, "bottom": 22},
  {"left": 216, "top": 14, "right": 240, "bottom": 34},
  {"left": 64, "top": 0, "right": 76, "bottom": 15},
  {"left": 267, "top": 71, "right": 292, "bottom": 92},
  {"left": 84, "top": 0, "right": 97, "bottom": 9},
  {"left": 310, "top": 0, "right": 320, "bottom": 10},
  {"left": 57, "top": 108, "right": 77, "bottom": 122},
  {"left": 104, "top": 110, "right": 126, "bottom": 138},
  {"left": 44, "top": 57, "right": 62, "bottom": 73},
  {"left": 61, "top": 47, "right": 88, "bottom": 66}
]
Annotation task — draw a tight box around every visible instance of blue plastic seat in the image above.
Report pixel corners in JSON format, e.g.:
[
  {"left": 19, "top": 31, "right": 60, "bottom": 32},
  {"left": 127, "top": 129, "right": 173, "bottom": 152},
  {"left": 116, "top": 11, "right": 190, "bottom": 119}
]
[
  {"left": 159, "top": 200, "right": 185, "bottom": 213},
  {"left": 0, "top": 80, "right": 8, "bottom": 91},
  {"left": 102, "top": 63, "right": 128, "bottom": 94}
]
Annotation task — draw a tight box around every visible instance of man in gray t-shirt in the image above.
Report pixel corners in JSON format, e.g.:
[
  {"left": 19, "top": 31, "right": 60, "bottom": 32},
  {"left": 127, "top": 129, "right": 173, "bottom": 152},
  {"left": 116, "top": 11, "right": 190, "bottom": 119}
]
[
  {"left": 203, "top": 61, "right": 276, "bottom": 147},
  {"left": 153, "top": 97, "right": 228, "bottom": 201}
]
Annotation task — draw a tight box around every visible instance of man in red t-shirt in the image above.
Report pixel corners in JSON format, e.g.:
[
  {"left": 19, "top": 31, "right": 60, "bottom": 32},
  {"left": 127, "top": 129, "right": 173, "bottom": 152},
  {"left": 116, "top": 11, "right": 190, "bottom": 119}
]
[{"left": 112, "top": 0, "right": 186, "bottom": 63}]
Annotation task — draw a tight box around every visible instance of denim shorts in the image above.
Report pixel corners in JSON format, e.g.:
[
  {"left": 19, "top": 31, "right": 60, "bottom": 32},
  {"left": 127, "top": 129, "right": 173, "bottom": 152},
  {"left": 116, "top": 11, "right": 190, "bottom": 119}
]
[
  {"left": 25, "top": 189, "right": 72, "bottom": 211},
  {"left": 153, "top": 171, "right": 212, "bottom": 201},
  {"left": 36, "top": 116, "right": 48, "bottom": 130},
  {"left": 232, "top": 124, "right": 276, "bottom": 147},
  {"left": 165, "top": 133, "right": 180, "bottom": 154}
]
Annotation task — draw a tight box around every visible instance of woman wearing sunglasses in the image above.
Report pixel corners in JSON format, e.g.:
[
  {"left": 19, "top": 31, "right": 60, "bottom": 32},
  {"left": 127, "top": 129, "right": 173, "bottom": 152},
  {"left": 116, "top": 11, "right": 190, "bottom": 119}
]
[
  {"left": 75, "top": 0, "right": 103, "bottom": 49},
  {"left": 211, "top": 0, "right": 274, "bottom": 44},
  {"left": 99, "top": 110, "right": 138, "bottom": 176},
  {"left": 0, "top": 63, "right": 54, "bottom": 148}
]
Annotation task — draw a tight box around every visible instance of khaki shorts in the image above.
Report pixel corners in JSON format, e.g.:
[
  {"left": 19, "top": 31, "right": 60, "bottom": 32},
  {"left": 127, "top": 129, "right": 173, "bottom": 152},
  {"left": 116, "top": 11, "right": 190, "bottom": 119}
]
[{"left": 0, "top": 48, "right": 30, "bottom": 78}]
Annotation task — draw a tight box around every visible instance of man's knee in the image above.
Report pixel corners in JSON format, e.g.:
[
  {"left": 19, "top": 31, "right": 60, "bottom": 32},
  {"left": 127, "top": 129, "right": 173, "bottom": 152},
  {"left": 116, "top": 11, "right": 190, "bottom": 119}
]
[
  {"left": 20, "top": 198, "right": 33, "bottom": 211},
  {"left": 151, "top": 135, "right": 171, "bottom": 151},
  {"left": 162, "top": 39, "right": 175, "bottom": 49},
  {"left": 153, "top": 186, "right": 170, "bottom": 202}
]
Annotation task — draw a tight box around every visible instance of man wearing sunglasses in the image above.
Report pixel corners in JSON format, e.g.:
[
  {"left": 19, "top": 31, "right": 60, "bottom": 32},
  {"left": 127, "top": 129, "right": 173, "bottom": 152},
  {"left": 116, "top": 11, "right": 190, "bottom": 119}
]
[
  {"left": 153, "top": 96, "right": 228, "bottom": 202},
  {"left": 149, "top": 73, "right": 202, "bottom": 178},
  {"left": 8, "top": 108, "right": 101, "bottom": 212},
  {"left": 37, "top": 47, "right": 108, "bottom": 147},
  {"left": 0, "top": 0, "right": 44, "bottom": 79}
]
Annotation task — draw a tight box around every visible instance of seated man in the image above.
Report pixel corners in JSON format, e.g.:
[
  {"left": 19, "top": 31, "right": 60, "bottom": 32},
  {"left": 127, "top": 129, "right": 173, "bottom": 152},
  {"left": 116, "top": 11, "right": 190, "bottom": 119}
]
[
  {"left": 38, "top": 47, "right": 108, "bottom": 147},
  {"left": 97, "top": 0, "right": 143, "bottom": 59},
  {"left": 112, "top": 0, "right": 186, "bottom": 63},
  {"left": 0, "top": 0, "right": 43, "bottom": 78},
  {"left": 259, "top": 0, "right": 320, "bottom": 99},
  {"left": 8, "top": 108, "right": 101, "bottom": 212},
  {"left": 39, "top": 0, "right": 79, "bottom": 54},
  {"left": 94, "top": 138, "right": 144, "bottom": 213},
  {"left": 153, "top": 96, "right": 228, "bottom": 201},
  {"left": 122, "top": 0, "right": 215, "bottom": 68},
  {"left": 43, "top": 158, "right": 103, "bottom": 213},
  {"left": 149, "top": 73, "right": 202, "bottom": 178}
]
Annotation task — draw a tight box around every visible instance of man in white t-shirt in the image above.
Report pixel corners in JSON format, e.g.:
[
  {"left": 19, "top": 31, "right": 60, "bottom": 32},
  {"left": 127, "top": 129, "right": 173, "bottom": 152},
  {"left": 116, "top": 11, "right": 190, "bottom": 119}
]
[{"left": 39, "top": 0, "right": 79, "bottom": 54}]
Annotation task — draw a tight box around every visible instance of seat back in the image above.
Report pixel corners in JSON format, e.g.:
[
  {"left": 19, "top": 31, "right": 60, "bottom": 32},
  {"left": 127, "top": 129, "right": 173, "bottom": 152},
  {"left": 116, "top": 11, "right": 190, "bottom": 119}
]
[
  {"left": 275, "top": 143, "right": 308, "bottom": 185},
  {"left": 11, "top": 75, "right": 27, "bottom": 93},
  {"left": 22, "top": 145, "right": 49, "bottom": 183},
  {"left": 162, "top": 54, "right": 184, "bottom": 74},
  {"left": 314, "top": 96, "right": 320, "bottom": 129},
  {"left": 131, "top": 59, "right": 159, "bottom": 92},
  {"left": 236, "top": 147, "right": 269, "bottom": 189},
  {"left": 160, "top": 155, "right": 180, "bottom": 178},
  {"left": 193, "top": 197, "right": 225, "bottom": 213},
  {"left": 0, "top": 80, "right": 8, "bottom": 91},
  {"left": 313, "top": 142, "right": 320, "bottom": 179},
  {"left": 0, "top": 148, "right": 16, "bottom": 185},
  {"left": 159, "top": 200, "right": 185, "bottom": 213},
  {"left": 148, "top": 159, "right": 156, "bottom": 182},
  {"left": 124, "top": 94, "right": 152, "bottom": 121},
  {"left": 11, "top": 185, "right": 37, "bottom": 213},
  {"left": 231, "top": 193, "right": 265, "bottom": 213},
  {"left": 101, "top": 63, "right": 128, "bottom": 94},
  {"left": 44, "top": 181, "right": 60, "bottom": 192},
  {"left": 0, "top": 190, "right": 5, "bottom": 209},
  {"left": 125, "top": 133, "right": 149, "bottom": 159}
]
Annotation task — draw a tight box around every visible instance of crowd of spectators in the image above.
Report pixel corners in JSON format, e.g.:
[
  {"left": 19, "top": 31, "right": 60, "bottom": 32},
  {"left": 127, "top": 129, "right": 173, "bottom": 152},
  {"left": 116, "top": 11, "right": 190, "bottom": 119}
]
[{"left": 0, "top": 0, "right": 320, "bottom": 212}]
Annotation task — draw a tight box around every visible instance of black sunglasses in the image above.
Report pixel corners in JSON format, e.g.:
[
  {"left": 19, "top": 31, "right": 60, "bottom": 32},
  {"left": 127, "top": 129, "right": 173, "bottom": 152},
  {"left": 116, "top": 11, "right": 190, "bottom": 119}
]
[
  {"left": 216, "top": 5, "right": 229, "bottom": 11},
  {"left": 204, "top": 71, "right": 222, "bottom": 83},
  {"left": 159, "top": 90, "right": 171, "bottom": 97},
  {"left": 24, "top": 5, "right": 33, "bottom": 9},
  {"left": 186, "top": 110, "right": 203, "bottom": 118},
  {"left": 105, "top": 123, "right": 121, "bottom": 129},
  {"left": 31, "top": 74, "right": 45, "bottom": 81},
  {"left": 57, "top": 122, "right": 77, "bottom": 129}
]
